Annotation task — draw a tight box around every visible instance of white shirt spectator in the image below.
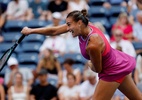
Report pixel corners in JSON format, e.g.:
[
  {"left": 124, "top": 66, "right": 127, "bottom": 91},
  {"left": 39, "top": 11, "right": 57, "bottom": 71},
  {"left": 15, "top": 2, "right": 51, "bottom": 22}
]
[
  {"left": 62, "top": 68, "right": 80, "bottom": 85},
  {"left": 62, "top": 32, "right": 80, "bottom": 53},
  {"left": 68, "top": 0, "right": 89, "bottom": 12},
  {"left": 111, "top": 39, "right": 136, "bottom": 57},
  {"left": 80, "top": 80, "right": 97, "bottom": 99},
  {"left": 133, "top": 22, "right": 142, "bottom": 41},
  {"left": 58, "top": 85, "right": 80, "bottom": 98},
  {"left": 4, "top": 67, "right": 33, "bottom": 86},
  {"left": 39, "top": 36, "right": 66, "bottom": 57},
  {"left": 6, "top": 0, "right": 28, "bottom": 18}
]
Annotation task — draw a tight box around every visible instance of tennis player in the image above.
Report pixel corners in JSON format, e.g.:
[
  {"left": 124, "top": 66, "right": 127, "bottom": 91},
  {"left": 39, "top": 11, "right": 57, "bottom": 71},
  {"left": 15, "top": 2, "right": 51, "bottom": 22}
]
[{"left": 21, "top": 10, "right": 142, "bottom": 100}]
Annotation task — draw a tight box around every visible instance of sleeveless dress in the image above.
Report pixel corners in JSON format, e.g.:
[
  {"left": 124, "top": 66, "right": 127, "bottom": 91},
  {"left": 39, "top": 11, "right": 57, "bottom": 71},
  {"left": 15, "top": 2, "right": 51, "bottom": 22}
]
[
  {"left": 78, "top": 24, "right": 136, "bottom": 82},
  {"left": 11, "top": 86, "right": 27, "bottom": 100}
]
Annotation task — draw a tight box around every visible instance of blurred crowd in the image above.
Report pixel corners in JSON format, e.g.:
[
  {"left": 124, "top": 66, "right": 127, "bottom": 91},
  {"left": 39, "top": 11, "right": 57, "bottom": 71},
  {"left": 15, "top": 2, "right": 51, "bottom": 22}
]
[{"left": 0, "top": 0, "right": 142, "bottom": 100}]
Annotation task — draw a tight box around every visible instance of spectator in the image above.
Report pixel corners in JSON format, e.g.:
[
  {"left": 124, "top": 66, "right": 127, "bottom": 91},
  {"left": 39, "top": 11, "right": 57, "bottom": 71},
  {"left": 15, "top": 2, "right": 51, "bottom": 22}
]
[
  {"left": 133, "top": 11, "right": 142, "bottom": 41},
  {"left": 111, "top": 29, "right": 136, "bottom": 57},
  {"left": 47, "top": 0, "right": 69, "bottom": 20},
  {"left": 36, "top": 49, "right": 63, "bottom": 87},
  {"left": 6, "top": 0, "right": 29, "bottom": 21},
  {"left": 79, "top": 69, "right": 98, "bottom": 100},
  {"left": 136, "top": 54, "right": 142, "bottom": 83},
  {"left": 30, "top": 68, "right": 57, "bottom": 100},
  {"left": 0, "top": 84, "right": 5, "bottom": 100},
  {"left": 63, "top": 32, "right": 80, "bottom": 53},
  {"left": 111, "top": 12, "right": 135, "bottom": 41},
  {"left": 27, "top": 0, "right": 47, "bottom": 20},
  {"left": 103, "top": 0, "right": 128, "bottom": 9},
  {"left": 68, "top": 0, "right": 89, "bottom": 12},
  {"left": 58, "top": 73, "right": 80, "bottom": 100},
  {"left": 0, "top": 2, "right": 7, "bottom": 43},
  {"left": 39, "top": 12, "right": 66, "bottom": 57},
  {"left": 137, "top": 0, "right": 142, "bottom": 10},
  {"left": 4, "top": 57, "right": 33, "bottom": 88},
  {"left": 62, "top": 58, "right": 81, "bottom": 85},
  {"left": 8, "top": 72, "right": 30, "bottom": 100}
]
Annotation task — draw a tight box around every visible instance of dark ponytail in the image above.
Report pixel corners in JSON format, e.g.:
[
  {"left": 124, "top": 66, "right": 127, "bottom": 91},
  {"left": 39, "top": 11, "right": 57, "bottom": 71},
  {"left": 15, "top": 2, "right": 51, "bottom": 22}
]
[{"left": 67, "top": 9, "right": 89, "bottom": 26}]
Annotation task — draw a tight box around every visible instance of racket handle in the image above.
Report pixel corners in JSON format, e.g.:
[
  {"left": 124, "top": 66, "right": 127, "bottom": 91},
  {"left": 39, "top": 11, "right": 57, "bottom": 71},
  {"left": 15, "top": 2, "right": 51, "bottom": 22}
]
[{"left": 18, "top": 34, "right": 26, "bottom": 43}]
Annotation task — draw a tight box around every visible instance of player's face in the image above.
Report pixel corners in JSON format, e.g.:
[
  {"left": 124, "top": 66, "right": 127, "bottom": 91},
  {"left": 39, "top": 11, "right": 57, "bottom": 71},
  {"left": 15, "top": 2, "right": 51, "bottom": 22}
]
[{"left": 66, "top": 17, "right": 81, "bottom": 37}]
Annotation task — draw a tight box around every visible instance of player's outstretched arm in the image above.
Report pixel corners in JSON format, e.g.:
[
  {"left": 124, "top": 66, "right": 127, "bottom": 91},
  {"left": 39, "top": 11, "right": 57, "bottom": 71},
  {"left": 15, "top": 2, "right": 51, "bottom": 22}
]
[{"left": 21, "top": 24, "right": 68, "bottom": 36}]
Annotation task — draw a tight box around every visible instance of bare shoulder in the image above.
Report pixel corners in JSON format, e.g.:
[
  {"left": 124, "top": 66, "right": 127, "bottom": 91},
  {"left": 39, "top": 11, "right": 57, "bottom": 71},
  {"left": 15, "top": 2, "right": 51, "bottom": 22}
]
[{"left": 86, "top": 34, "right": 104, "bottom": 51}]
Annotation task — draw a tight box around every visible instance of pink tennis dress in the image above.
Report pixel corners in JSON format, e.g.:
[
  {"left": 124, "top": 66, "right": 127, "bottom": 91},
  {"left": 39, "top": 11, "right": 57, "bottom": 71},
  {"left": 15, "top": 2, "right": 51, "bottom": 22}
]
[{"left": 79, "top": 24, "right": 136, "bottom": 82}]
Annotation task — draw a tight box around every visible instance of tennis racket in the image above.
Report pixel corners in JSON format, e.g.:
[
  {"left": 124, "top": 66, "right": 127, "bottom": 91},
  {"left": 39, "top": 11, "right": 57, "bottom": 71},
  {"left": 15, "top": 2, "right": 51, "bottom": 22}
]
[{"left": 0, "top": 34, "right": 26, "bottom": 72}]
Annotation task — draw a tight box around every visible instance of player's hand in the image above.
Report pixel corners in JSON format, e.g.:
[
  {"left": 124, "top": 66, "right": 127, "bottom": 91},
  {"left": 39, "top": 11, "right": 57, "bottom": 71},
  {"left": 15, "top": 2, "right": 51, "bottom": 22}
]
[{"left": 21, "top": 27, "right": 32, "bottom": 35}]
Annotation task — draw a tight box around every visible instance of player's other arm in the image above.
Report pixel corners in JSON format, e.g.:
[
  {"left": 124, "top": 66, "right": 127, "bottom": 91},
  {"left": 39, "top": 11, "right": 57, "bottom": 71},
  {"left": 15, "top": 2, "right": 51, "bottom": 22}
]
[
  {"left": 21, "top": 24, "right": 68, "bottom": 36},
  {"left": 86, "top": 34, "right": 105, "bottom": 73}
]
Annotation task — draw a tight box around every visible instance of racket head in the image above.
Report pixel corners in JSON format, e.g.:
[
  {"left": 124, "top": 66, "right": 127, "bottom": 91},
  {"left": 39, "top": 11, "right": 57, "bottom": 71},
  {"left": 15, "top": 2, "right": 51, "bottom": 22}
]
[{"left": 0, "top": 48, "right": 12, "bottom": 71}]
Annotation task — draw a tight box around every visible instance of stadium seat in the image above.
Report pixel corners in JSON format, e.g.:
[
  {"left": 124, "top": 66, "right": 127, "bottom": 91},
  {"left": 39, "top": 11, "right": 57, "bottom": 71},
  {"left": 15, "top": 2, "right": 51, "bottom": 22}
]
[
  {"left": 110, "top": 6, "right": 127, "bottom": 17},
  {"left": 21, "top": 42, "right": 42, "bottom": 53},
  {"left": 19, "top": 64, "right": 36, "bottom": 70},
  {"left": 90, "top": 17, "right": 111, "bottom": 29},
  {"left": 18, "top": 52, "right": 39, "bottom": 65},
  {"left": 89, "top": 6, "right": 108, "bottom": 17},
  {"left": 109, "top": 17, "right": 117, "bottom": 25},
  {"left": 0, "top": 42, "right": 21, "bottom": 54},
  {"left": 2, "top": 32, "right": 21, "bottom": 42},
  {"left": 22, "top": 34, "right": 45, "bottom": 43},
  {"left": 58, "top": 53, "right": 87, "bottom": 65},
  {"left": 89, "top": 0, "right": 106, "bottom": 6},
  {"left": 25, "top": 19, "right": 52, "bottom": 28},
  {"left": 132, "top": 42, "right": 142, "bottom": 50},
  {"left": 4, "top": 20, "right": 24, "bottom": 32}
]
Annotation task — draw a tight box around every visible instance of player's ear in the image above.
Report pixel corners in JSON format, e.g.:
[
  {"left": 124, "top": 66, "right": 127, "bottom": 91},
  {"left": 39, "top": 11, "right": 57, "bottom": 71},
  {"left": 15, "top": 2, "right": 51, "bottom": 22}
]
[{"left": 77, "top": 20, "right": 82, "bottom": 26}]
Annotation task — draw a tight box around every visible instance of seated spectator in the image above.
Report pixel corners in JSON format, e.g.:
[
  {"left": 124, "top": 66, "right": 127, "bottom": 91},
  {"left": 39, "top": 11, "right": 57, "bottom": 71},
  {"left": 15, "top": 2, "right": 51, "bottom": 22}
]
[
  {"left": 133, "top": 11, "right": 142, "bottom": 41},
  {"left": 6, "top": 0, "right": 29, "bottom": 21},
  {"left": 27, "top": 0, "right": 47, "bottom": 20},
  {"left": 94, "top": 22, "right": 110, "bottom": 43},
  {"left": 111, "top": 29, "right": 136, "bottom": 57},
  {"left": 0, "top": 2, "right": 7, "bottom": 43},
  {"left": 79, "top": 69, "right": 98, "bottom": 100},
  {"left": 63, "top": 32, "right": 80, "bottom": 53},
  {"left": 4, "top": 57, "right": 33, "bottom": 88},
  {"left": 0, "top": 84, "right": 5, "bottom": 100},
  {"left": 58, "top": 73, "right": 80, "bottom": 100},
  {"left": 47, "top": 0, "right": 69, "bottom": 20},
  {"left": 111, "top": 12, "right": 135, "bottom": 41},
  {"left": 136, "top": 54, "right": 142, "bottom": 83},
  {"left": 39, "top": 12, "right": 66, "bottom": 57},
  {"left": 30, "top": 68, "right": 57, "bottom": 100},
  {"left": 68, "top": 0, "right": 89, "bottom": 12},
  {"left": 103, "top": 0, "right": 128, "bottom": 9},
  {"left": 8, "top": 72, "right": 30, "bottom": 100},
  {"left": 137, "top": 0, "right": 142, "bottom": 10},
  {"left": 36, "top": 49, "right": 63, "bottom": 86},
  {"left": 62, "top": 58, "right": 81, "bottom": 85}
]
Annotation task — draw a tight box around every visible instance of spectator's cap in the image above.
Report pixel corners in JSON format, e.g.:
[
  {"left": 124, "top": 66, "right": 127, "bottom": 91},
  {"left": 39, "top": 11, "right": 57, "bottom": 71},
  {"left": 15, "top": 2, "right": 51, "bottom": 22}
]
[
  {"left": 38, "top": 68, "right": 48, "bottom": 75},
  {"left": 7, "top": 57, "right": 18, "bottom": 66},
  {"left": 84, "top": 69, "right": 97, "bottom": 78},
  {"left": 52, "top": 12, "right": 61, "bottom": 19}
]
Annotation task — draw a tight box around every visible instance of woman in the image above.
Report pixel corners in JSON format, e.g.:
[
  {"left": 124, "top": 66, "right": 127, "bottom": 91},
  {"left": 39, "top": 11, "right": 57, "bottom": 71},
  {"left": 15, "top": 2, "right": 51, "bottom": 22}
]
[
  {"left": 62, "top": 58, "right": 81, "bottom": 85},
  {"left": 36, "top": 49, "right": 63, "bottom": 86},
  {"left": 58, "top": 73, "right": 80, "bottom": 100},
  {"left": 8, "top": 72, "right": 30, "bottom": 100},
  {"left": 21, "top": 10, "right": 142, "bottom": 100},
  {"left": 111, "top": 12, "right": 134, "bottom": 41}
]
